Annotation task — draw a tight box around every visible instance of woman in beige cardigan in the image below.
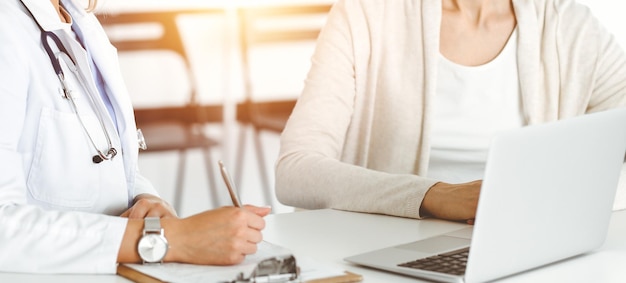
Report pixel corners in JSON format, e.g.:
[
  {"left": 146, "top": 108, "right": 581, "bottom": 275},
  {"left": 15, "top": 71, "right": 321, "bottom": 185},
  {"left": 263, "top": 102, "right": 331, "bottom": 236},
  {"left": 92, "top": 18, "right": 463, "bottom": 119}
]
[{"left": 276, "top": 0, "right": 626, "bottom": 222}]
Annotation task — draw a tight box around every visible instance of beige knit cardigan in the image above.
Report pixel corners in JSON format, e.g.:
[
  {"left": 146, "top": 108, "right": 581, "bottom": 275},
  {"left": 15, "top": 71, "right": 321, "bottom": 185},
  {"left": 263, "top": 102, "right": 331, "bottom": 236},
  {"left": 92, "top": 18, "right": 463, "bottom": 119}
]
[{"left": 276, "top": 0, "right": 626, "bottom": 219}]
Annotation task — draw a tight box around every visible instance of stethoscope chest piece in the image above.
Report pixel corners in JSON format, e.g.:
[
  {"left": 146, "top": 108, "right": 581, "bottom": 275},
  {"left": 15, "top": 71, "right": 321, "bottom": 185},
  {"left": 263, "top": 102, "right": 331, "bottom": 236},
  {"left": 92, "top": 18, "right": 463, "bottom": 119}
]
[{"left": 92, "top": 148, "right": 118, "bottom": 164}]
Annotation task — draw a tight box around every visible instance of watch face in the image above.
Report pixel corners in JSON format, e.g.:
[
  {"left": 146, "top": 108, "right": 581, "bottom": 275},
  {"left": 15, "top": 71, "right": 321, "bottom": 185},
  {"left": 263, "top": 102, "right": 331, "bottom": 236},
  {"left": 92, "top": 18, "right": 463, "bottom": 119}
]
[{"left": 138, "top": 234, "right": 168, "bottom": 263}]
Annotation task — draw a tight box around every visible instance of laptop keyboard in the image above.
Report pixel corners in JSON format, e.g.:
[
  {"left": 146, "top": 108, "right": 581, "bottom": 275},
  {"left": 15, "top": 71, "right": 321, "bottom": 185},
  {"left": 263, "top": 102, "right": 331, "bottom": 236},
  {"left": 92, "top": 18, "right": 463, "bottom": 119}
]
[{"left": 397, "top": 247, "right": 469, "bottom": 276}]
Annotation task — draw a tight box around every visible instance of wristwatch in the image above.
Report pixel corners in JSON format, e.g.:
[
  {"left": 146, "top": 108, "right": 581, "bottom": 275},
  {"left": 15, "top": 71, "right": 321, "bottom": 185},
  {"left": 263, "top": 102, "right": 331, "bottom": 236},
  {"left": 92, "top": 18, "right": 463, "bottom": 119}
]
[{"left": 137, "top": 217, "right": 169, "bottom": 264}]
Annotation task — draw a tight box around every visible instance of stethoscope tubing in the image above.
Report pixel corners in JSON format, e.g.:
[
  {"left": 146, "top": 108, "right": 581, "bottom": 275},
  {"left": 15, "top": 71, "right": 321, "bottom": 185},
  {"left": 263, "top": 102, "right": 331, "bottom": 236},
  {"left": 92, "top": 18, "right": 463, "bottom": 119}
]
[
  {"left": 42, "top": 30, "right": 117, "bottom": 163},
  {"left": 56, "top": 49, "right": 117, "bottom": 162}
]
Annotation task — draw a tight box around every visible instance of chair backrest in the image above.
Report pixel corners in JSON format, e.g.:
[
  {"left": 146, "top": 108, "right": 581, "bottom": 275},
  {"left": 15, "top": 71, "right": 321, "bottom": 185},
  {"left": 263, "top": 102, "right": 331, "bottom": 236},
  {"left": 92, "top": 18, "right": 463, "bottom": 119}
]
[
  {"left": 98, "top": 12, "right": 189, "bottom": 57},
  {"left": 238, "top": 4, "right": 331, "bottom": 97},
  {"left": 96, "top": 10, "right": 224, "bottom": 125},
  {"left": 238, "top": 4, "right": 332, "bottom": 46},
  {"left": 236, "top": 4, "right": 332, "bottom": 127}
]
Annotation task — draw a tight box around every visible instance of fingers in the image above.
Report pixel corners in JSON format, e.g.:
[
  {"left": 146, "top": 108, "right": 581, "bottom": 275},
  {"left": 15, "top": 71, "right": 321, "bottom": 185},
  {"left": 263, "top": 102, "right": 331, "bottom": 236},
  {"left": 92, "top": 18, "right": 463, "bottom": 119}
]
[
  {"left": 241, "top": 241, "right": 259, "bottom": 256},
  {"left": 211, "top": 208, "right": 266, "bottom": 247},
  {"left": 245, "top": 213, "right": 267, "bottom": 231},
  {"left": 119, "top": 196, "right": 178, "bottom": 219},
  {"left": 243, "top": 204, "right": 272, "bottom": 217},
  {"left": 165, "top": 205, "right": 274, "bottom": 266},
  {"left": 237, "top": 205, "right": 270, "bottom": 230},
  {"left": 423, "top": 181, "right": 481, "bottom": 221},
  {"left": 225, "top": 231, "right": 262, "bottom": 262},
  {"left": 125, "top": 205, "right": 165, "bottom": 218},
  {"left": 245, "top": 227, "right": 264, "bottom": 244},
  {"left": 126, "top": 204, "right": 149, "bottom": 219},
  {"left": 231, "top": 208, "right": 265, "bottom": 244}
]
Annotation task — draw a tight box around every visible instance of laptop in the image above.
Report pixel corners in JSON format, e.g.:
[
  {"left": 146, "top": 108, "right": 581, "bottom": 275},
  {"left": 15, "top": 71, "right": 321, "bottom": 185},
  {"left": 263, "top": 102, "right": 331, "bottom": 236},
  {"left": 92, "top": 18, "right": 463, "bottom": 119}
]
[{"left": 345, "top": 108, "right": 626, "bottom": 283}]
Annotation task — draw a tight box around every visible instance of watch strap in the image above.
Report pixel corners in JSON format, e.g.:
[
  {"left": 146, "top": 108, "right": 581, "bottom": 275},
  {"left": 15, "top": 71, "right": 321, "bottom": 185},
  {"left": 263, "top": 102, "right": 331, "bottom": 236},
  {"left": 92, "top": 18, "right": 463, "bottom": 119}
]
[{"left": 144, "top": 217, "right": 162, "bottom": 234}]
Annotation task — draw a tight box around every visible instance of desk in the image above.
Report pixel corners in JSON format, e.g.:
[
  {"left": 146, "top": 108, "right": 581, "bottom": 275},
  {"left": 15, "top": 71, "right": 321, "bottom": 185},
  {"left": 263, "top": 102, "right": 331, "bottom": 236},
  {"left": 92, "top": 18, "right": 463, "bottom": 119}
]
[
  {"left": 2, "top": 208, "right": 625, "bottom": 282},
  {"left": 263, "top": 209, "right": 626, "bottom": 283}
]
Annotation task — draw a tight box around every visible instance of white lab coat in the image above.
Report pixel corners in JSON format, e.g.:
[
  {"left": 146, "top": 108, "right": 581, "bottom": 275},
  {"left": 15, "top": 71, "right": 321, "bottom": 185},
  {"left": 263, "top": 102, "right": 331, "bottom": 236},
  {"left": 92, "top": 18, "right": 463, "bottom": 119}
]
[{"left": 0, "top": 0, "right": 159, "bottom": 273}]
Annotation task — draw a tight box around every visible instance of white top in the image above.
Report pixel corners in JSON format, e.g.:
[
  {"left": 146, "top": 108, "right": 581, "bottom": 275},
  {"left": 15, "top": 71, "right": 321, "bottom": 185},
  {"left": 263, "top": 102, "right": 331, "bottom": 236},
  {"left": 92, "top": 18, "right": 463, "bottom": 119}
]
[{"left": 428, "top": 30, "right": 524, "bottom": 183}]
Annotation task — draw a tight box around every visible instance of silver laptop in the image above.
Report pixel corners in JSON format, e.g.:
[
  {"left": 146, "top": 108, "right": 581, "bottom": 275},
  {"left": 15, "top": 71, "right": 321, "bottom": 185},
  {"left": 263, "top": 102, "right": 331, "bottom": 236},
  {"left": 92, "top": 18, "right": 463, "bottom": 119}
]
[{"left": 345, "top": 108, "right": 626, "bottom": 283}]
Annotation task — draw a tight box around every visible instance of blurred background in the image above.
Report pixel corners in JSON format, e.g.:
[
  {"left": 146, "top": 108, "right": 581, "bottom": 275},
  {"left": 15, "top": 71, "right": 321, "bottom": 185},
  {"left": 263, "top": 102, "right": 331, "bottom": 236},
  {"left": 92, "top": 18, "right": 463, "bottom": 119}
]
[{"left": 94, "top": 0, "right": 626, "bottom": 218}]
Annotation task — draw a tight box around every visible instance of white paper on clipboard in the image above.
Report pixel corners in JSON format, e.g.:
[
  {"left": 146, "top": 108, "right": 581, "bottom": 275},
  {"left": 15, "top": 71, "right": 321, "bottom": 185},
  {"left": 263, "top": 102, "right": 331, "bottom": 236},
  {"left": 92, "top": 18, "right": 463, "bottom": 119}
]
[{"left": 119, "top": 241, "right": 348, "bottom": 283}]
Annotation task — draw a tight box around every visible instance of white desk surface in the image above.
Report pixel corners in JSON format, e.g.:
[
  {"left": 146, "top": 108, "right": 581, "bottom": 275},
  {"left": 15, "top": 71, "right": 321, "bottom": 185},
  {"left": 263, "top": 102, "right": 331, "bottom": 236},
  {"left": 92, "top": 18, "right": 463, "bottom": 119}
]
[
  {"left": 263, "top": 209, "right": 626, "bottom": 283},
  {"left": 2, "top": 208, "right": 625, "bottom": 282}
]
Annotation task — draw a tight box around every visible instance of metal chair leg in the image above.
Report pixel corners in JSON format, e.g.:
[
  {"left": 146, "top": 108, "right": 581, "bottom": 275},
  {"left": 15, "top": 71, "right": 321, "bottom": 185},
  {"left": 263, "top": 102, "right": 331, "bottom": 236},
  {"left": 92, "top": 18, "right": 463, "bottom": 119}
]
[
  {"left": 233, "top": 123, "right": 249, "bottom": 199},
  {"left": 202, "top": 147, "right": 221, "bottom": 208},
  {"left": 172, "top": 149, "right": 187, "bottom": 214},
  {"left": 252, "top": 127, "right": 273, "bottom": 206}
]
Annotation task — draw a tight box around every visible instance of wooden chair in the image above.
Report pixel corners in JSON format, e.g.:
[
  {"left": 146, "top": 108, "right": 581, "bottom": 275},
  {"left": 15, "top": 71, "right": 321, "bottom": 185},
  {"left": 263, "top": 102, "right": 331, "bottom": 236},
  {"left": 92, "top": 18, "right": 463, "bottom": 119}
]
[
  {"left": 234, "top": 4, "right": 332, "bottom": 205},
  {"left": 96, "top": 10, "right": 225, "bottom": 212}
]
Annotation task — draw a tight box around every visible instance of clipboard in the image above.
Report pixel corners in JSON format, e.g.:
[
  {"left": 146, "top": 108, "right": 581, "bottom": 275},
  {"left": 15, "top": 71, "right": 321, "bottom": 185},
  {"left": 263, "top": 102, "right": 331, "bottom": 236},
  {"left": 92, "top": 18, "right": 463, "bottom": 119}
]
[
  {"left": 116, "top": 254, "right": 362, "bottom": 283},
  {"left": 117, "top": 264, "right": 362, "bottom": 283},
  {"left": 302, "top": 271, "right": 362, "bottom": 283}
]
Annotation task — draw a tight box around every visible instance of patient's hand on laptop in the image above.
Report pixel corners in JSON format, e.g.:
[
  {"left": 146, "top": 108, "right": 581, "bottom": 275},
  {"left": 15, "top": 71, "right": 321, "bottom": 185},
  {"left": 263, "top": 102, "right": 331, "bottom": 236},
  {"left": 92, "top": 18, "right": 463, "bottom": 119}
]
[{"left": 420, "top": 180, "right": 481, "bottom": 224}]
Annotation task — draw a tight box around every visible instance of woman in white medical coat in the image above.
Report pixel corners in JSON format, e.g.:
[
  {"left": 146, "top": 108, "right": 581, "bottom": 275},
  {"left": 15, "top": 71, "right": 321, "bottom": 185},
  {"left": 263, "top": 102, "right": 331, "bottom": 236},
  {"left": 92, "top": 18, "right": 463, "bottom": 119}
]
[{"left": 0, "top": 0, "right": 270, "bottom": 273}]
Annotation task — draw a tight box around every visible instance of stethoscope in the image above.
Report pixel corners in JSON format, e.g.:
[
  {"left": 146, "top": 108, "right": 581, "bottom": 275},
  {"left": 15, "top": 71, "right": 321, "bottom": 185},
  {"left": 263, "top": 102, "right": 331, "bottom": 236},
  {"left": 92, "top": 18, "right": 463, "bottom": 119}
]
[
  {"left": 23, "top": 2, "right": 147, "bottom": 164},
  {"left": 42, "top": 30, "right": 118, "bottom": 164}
]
